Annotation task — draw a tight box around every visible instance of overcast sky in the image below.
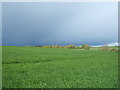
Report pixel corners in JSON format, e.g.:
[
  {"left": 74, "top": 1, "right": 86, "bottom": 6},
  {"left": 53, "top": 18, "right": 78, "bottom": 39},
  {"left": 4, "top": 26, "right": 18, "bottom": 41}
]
[{"left": 2, "top": 2, "right": 118, "bottom": 46}]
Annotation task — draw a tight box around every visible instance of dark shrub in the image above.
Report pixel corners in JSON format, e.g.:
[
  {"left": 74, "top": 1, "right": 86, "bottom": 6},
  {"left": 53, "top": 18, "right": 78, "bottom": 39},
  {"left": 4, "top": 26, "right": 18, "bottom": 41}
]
[
  {"left": 81, "top": 44, "right": 90, "bottom": 50},
  {"left": 110, "top": 49, "right": 118, "bottom": 52}
]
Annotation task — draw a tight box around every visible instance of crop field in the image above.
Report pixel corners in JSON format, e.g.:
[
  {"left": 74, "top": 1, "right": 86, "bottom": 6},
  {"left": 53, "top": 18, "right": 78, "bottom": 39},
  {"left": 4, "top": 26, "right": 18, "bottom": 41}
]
[{"left": 2, "top": 46, "right": 118, "bottom": 88}]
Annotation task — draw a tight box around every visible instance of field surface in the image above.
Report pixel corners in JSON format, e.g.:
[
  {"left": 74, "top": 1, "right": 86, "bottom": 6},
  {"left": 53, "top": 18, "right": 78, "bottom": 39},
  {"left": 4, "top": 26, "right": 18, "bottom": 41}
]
[{"left": 2, "top": 46, "right": 118, "bottom": 88}]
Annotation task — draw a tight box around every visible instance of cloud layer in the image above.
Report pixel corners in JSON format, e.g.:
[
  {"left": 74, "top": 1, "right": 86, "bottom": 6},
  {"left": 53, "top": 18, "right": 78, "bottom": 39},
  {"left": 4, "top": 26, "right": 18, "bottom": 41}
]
[{"left": 2, "top": 2, "right": 118, "bottom": 46}]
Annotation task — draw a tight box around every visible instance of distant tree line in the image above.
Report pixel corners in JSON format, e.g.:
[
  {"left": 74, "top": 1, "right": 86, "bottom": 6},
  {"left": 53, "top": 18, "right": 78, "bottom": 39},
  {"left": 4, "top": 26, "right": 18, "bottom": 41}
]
[
  {"left": 99, "top": 46, "right": 119, "bottom": 52},
  {"left": 35, "top": 44, "right": 90, "bottom": 50}
]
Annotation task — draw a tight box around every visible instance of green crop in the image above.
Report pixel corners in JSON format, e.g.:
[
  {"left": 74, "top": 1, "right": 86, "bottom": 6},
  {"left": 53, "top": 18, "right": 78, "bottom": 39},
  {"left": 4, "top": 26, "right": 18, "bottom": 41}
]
[{"left": 2, "top": 46, "right": 118, "bottom": 88}]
